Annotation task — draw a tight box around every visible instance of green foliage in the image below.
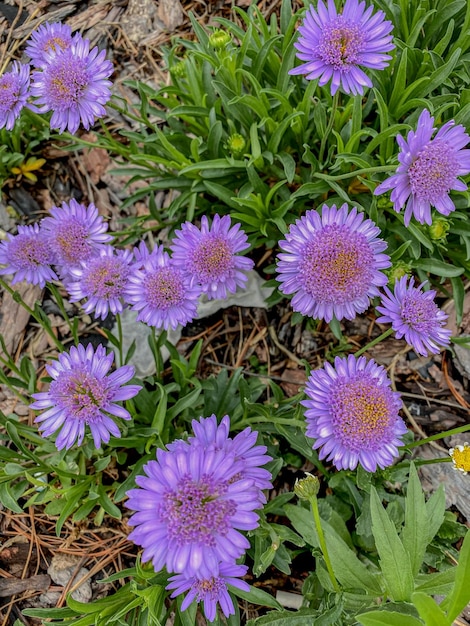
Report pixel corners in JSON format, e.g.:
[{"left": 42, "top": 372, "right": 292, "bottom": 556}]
[
  {"left": 0, "top": 108, "right": 50, "bottom": 189},
  {"left": 1, "top": 0, "right": 470, "bottom": 625}
]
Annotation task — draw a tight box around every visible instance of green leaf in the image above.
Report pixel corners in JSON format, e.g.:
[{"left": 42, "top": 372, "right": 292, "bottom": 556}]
[
  {"left": 414, "top": 569, "right": 455, "bottom": 596},
  {"left": 0, "top": 481, "right": 23, "bottom": 513},
  {"left": 411, "top": 592, "right": 448, "bottom": 626},
  {"left": 246, "top": 608, "right": 321, "bottom": 626},
  {"left": 231, "top": 584, "right": 282, "bottom": 610},
  {"left": 450, "top": 276, "right": 464, "bottom": 327},
  {"left": 441, "top": 530, "right": 470, "bottom": 622},
  {"left": 424, "top": 484, "right": 446, "bottom": 543},
  {"left": 284, "top": 504, "right": 381, "bottom": 594},
  {"left": 417, "top": 48, "right": 461, "bottom": 100},
  {"left": 389, "top": 49, "right": 408, "bottom": 114},
  {"left": 357, "top": 610, "right": 424, "bottom": 626},
  {"left": 412, "top": 258, "right": 464, "bottom": 278},
  {"left": 370, "top": 487, "right": 414, "bottom": 601},
  {"left": 401, "top": 462, "right": 428, "bottom": 577}
]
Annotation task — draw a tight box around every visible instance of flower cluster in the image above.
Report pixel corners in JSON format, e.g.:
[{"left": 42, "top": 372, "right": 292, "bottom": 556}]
[
  {"left": 127, "top": 414, "right": 272, "bottom": 621},
  {"left": 0, "top": 209, "right": 253, "bottom": 330},
  {"left": 0, "top": 21, "right": 113, "bottom": 133},
  {"left": 30, "top": 343, "right": 141, "bottom": 450}
]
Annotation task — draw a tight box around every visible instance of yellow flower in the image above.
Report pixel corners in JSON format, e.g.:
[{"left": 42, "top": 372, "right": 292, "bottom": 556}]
[
  {"left": 11, "top": 157, "right": 46, "bottom": 183},
  {"left": 449, "top": 442, "right": 470, "bottom": 475}
]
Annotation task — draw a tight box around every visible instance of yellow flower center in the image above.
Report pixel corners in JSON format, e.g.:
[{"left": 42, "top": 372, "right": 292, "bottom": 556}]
[{"left": 450, "top": 443, "right": 470, "bottom": 474}]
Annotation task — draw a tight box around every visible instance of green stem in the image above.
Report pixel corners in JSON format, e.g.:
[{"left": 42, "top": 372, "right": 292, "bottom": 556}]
[
  {"left": 47, "top": 283, "right": 78, "bottom": 344},
  {"left": 0, "top": 368, "right": 29, "bottom": 405},
  {"left": 319, "top": 91, "right": 339, "bottom": 164},
  {"left": 116, "top": 313, "right": 123, "bottom": 367},
  {"left": 395, "top": 457, "right": 452, "bottom": 469},
  {"left": 309, "top": 494, "right": 340, "bottom": 592},
  {"left": 0, "top": 278, "right": 64, "bottom": 351},
  {"left": 403, "top": 423, "right": 470, "bottom": 450},
  {"left": 313, "top": 164, "right": 397, "bottom": 182},
  {"left": 354, "top": 327, "right": 394, "bottom": 357}
]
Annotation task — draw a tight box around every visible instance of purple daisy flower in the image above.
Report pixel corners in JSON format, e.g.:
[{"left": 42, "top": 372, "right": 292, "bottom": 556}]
[
  {"left": 302, "top": 354, "right": 406, "bottom": 472},
  {"left": 375, "top": 276, "right": 452, "bottom": 356},
  {"left": 0, "top": 224, "right": 57, "bottom": 287},
  {"left": 41, "top": 199, "right": 112, "bottom": 273},
  {"left": 182, "top": 415, "right": 273, "bottom": 491},
  {"left": 30, "top": 343, "right": 141, "bottom": 450},
  {"left": 30, "top": 36, "right": 113, "bottom": 134},
  {"left": 289, "top": 0, "right": 394, "bottom": 95},
  {"left": 276, "top": 204, "right": 391, "bottom": 323},
  {"left": 374, "top": 109, "right": 470, "bottom": 226},
  {"left": 167, "top": 562, "right": 249, "bottom": 622},
  {"left": 65, "top": 246, "right": 133, "bottom": 319},
  {"left": 0, "top": 62, "right": 30, "bottom": 131},
  {"left": 126, "top": 443, "right": 265, "bottom": 576},
  {"left": 132, "top": 241, "right": 152, "bottom": 266},
  {"left": 170, "top": 214, "right": 254, "bottom": 300},
  {"left": 125, "top": 245, "right": 200, "bottom": 330},
  {"left": 25, "top": 22, "right": 74, "bottom": 67}
]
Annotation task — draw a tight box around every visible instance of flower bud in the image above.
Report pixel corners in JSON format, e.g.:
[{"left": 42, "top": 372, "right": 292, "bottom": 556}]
[
  {"left": 226, "top": 133, "right": 246, "bottom": 155},
  {"left": 209, "top": 30, "right": 232, "bottom": 49},
  {"left": 171, "top": 60, "right": 186, "bottom": 78},
  {"left": 294, "top": 473, "right": 320, "bottom": 500},
  {"left": 386, "top": 261, "right": 412, "bottom": 285},
  {"left": 428, "top": 217, "right": 450, "bottom": 242}
]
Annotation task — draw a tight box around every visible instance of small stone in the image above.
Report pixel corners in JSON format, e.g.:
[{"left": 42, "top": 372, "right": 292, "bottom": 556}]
[{"left": 47, "top": 554, "right": 92, "bottom": 603}]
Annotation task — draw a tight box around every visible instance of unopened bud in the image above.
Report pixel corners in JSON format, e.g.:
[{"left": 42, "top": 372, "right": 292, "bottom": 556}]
[
  {"left": 209, "top": 30, "right": 231, "bottom": 49},
  {"left": 294, "top": 473, "right": 320, "bottom": 500},
  {"left": 171, "top": 60, "right": 186, "bottom": 78},
  {"left": 428, "top": 217, "right": 450, "bottom": 242},
  {"left": 226, "top": 133, "right": 246, "bottom": 155},
  {"left": 387, "top": 261, "right": 412, "bottom": 285}
]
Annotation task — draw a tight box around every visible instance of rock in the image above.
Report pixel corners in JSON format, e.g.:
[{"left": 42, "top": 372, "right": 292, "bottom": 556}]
[{"left": 47, "top": 554, "right": 92, "bottom": 603}]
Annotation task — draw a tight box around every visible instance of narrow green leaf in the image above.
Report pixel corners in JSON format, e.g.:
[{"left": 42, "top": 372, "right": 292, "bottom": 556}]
[
  {"left": 411, "top": 592, "right": 448, "bottom": 626},
  {"left": 450, "top": 276, "right": 464, "bottom": 327},
  {"left": 401, "top": 463, "right": 428, "bottom": 577},
  {"left": 412, "top": 258, "right": 465, "bottom": 278},
  {"left": 389, "top": 49, "right": 408, "bottom": 114},
  {"left": 357, "top": 611, "right": 424, "bottom": 626},
  {"left": 246, "top": 608, "right": 321, "bottom": 626},
  {"left": 414, "top": 569, "right": 455, "bottom": 596},
  {"left": 418, "top": 48, "right": 461, "bottom": 99},
  {"left": 231, "top": 584, "right": 282, "bottom": 610},
  {"left": 441, "top": 530, "right": 470, "bottom": 622},
  {"left": 0, "top": 482, "right": 23, "bottom": 513},
  {"left": 370, "top": 487, "right": 414, "bottom": 601},
  {"left": 424, "top": 484, "right": 445, "bottom": 543}
]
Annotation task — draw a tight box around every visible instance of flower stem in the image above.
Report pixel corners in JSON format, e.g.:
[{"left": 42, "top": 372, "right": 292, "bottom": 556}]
[
  {"left": 319, "top": 91, "right": 339, "bottom": 165},
  {"left": 116, "top": 313, "right": 123, "bottom": 366},
  {"left": 313, "top": 164, "right": 397, "bottom": 182},
  {"left": 354, "top": 327, "right": 394, "bottom": 357},
  {"left": 0, "top": 278, "right": 64, "bottom": 351},
  {"left": 47, "top": 283, "right": 78, "bottom": 345},
  {"left": 309, "top": 493, "right": 340, "bottom": 592},
  {"left": 404, "top": 423, "right": 470, "bottom": 450}
]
